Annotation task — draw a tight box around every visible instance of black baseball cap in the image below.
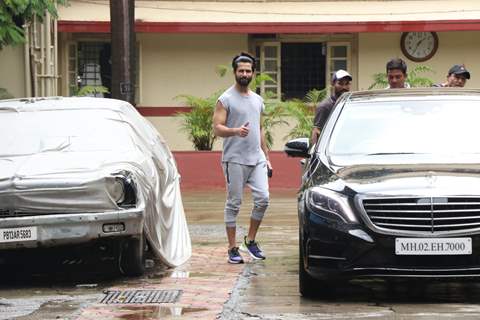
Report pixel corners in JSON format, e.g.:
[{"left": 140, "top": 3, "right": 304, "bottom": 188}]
[{"left": 448, "top": 64, "right": 471, "bottom": 79}]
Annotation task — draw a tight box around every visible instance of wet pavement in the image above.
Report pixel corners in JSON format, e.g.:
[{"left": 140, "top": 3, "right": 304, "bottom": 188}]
[{"left": 2, "top": 189, "right": 480, "bottom": 319}]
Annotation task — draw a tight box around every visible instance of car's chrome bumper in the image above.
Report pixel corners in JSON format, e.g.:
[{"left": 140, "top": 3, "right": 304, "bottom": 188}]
[{"left": 0, "top": 209, "right": 144, "bottom": 249}]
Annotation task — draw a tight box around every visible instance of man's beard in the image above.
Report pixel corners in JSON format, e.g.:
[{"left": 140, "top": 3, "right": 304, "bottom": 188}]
[
  {"left": 236, "top": 76, "right": 252, "bottom": 87},
  {"left": 335, "top": 89, "right": 347, "bottom": 97}
]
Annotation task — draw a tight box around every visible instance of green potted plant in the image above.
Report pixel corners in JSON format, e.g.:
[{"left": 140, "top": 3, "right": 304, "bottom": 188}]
[
  {"left": 175, "top": 69, "right": 286, "bottom": 151},
  {"left": 70, "top": 84, "right": 110, "bottom": 97},
  {"left": 0, "top": 88, "right": 13, "bottom": 100},
  {"left": 283, "top": 88, "right": 327, "bottom": 140},
  {"left": 175, "top": 91, "right": 221, "bottom": 151}
]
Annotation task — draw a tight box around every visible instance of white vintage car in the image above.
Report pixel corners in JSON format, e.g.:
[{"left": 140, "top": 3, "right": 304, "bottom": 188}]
[{"left": 0, "top": 97, "right": 191, "bottom": 275}]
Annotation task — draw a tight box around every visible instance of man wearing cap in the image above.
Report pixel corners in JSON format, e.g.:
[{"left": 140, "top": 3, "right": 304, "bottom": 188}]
[
  {"left": 433, "top": 64, "right": 471, "bottom": 87},
  {"left": 311, "top": 69, "right": 352, "bottom": 144}
]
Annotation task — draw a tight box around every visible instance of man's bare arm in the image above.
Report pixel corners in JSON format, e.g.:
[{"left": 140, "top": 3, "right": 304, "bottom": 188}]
[
  {"left": 260, "top": 117, "right": 272, "bottom": 170},
  {"left": 213, "top": 100, "right": 249, "bottom": 137},
  {"left": 311, "top": 127, "right": 320, "bottom": 145}
]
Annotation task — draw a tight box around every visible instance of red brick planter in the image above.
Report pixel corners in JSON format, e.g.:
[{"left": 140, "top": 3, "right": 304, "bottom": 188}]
[{"left": 172, "top": 151, "right": 302, "bottom": 190}]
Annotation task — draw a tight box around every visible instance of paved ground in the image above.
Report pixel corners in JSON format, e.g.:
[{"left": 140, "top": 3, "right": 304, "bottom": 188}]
[
  {"left": 2, "top": 189, "right": 480, "bottom": 319},
  {"left": 216, "top": 190, "right": 480, "bottom": 320}
]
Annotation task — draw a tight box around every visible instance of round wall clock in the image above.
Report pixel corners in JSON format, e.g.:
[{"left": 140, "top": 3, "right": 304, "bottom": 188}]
[{"left": 400, "top": 32, "right": 439, "bottom": 62}]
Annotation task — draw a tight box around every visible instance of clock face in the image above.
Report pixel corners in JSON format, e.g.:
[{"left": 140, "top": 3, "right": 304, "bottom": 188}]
[{"left": 401, "top": 32, "right": 438, "bottom": 62}]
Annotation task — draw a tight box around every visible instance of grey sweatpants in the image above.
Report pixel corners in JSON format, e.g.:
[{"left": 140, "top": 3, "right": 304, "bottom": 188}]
[{"left": 222, "top": 161, "right": 270, "bottom": 227}]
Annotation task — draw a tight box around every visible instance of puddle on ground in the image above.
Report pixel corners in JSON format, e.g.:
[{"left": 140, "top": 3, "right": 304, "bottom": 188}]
[
  {"left": 145, "top": 270, "right": 221, "bottom": 282},
  {"left": 146, "top": 270, "right": 191, "bottom": 280},
  {"left": 187, "top": 272, "right": 218, "bottom": 277},
  {"left": 117, "top": 306, "right": 208, "bottom": 319}
]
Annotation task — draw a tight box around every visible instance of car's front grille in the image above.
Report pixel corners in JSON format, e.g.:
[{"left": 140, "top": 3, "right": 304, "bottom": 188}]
[
  {"left": 362, "top": 197, "right": 480, "bottom": 233},
  {"left": 0, "top": 209, "right": 14, "bottom": 218},
  {"left": 0, "top": 209, "right": 40, "bottom": 218},
  {"left": 0, "top": 209, "right": 66, "bottom": 218}
]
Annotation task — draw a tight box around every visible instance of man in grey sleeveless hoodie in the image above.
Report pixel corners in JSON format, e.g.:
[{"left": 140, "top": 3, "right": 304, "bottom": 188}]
[{"left": 213, "top": 52, "right": 272, "bottom": 264}]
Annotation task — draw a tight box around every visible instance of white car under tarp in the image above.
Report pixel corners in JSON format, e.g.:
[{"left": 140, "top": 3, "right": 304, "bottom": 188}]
[{"left": 0, "top": 97, "right": 191, "bottom": 272}]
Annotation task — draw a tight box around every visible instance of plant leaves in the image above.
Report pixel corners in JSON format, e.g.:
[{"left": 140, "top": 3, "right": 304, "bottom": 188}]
[{"left": 0, "top": 0, "right": 65, "bottom": 48}]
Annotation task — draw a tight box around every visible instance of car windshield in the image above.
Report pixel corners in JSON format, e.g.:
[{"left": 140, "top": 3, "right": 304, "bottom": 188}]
[
  {"left": 1, "top": 109, "right": 137, "bottom": 156},
  {"left": 328, "top": 98, "right": 480, "bottom": 156}
]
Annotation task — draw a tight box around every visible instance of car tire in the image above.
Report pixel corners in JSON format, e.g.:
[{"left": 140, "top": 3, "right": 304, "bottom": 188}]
[
  {"left": 299, "top": 232, "right": 331, "bottom": 298},
  {"left": 119, "top": 235, "right": 146, "bottom": 276}
]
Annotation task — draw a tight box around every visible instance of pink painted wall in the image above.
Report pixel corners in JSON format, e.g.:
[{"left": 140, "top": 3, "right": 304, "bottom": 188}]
[{"left": 173, "top": 151, "right": 302, "bottom": 190}]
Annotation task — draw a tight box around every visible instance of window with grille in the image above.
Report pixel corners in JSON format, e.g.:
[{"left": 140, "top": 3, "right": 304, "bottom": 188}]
[
  {"left": 66, "top": 41, "right": 140, "bottom": 103},
  {"left": 67, "top": 43, "right": 78, "bottom": 96},
  {"left": 327, "top": 43, "right": 351, "bottom": 84},
  {"left": 281, "top": 43, "right": 326, "bottom": 100},
  {"left": 78, "top": 42, "right": 111, "bottom": 97},
  {"left": 254, "top": 38, "right": 352, "bottom": 101},
  {"left": 255, "top": 42, "right": 281, "bottom": 100}
]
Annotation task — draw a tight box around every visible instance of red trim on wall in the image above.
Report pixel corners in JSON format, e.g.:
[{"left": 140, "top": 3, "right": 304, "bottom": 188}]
[
  {"left": 173, "top": 151, "right": 301, "bottom": 190},
  {"left": 58, "top": 20, "right": 480, "bottom": 34},
  {"left": 136, "top": 106, "right": 192, "bottom": 117},
  {"left": 59, "top": 21, "right": 110, "bottom": 33},
  {"left": 135, "top": 105, "right": 311, "bottom": 116}
]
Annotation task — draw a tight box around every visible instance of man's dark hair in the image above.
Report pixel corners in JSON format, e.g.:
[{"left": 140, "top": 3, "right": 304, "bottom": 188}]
[
  {"left": 386, "top": 58, "right": 407, "bottom": 74},
  {"left": 232, "top": 52, "right": 256, "bottom": 72}
]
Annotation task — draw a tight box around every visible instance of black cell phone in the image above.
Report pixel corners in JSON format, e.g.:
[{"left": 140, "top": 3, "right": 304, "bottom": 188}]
[{"left": 267, "top": 168, "right": 273, "bottom": 178}]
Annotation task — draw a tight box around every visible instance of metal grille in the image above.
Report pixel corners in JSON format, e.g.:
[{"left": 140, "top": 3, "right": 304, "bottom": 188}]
[
  {"left": 281, "top": 43, "right": 326, "bottom": 100},
  {"left": 362, "top": 197, "right": 480, "bottom": 233},
  {"left": 0, "top": 210, "right": 77, "bottom": 218},
  {"left": 0, "top": 210, "right": 41, "bottom": 218},
  {"left": 100, "top": 289, "right": 182, "bottom": 304},
  {"left": 77, "top": 42, "right": 111, "bottom": 97},
  {"left": 0, "top": 209, "right": 10, "bottom": 217}
]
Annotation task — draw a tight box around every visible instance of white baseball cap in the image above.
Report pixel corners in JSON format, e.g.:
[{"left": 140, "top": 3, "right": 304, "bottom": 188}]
[{"left": 332, "top": 69, "right": 352, "bottom": 82}]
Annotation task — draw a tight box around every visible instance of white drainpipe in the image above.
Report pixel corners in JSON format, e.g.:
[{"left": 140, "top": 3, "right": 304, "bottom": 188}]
[
  {"left": 45, "top": 11, "right": 51, "bottom": 96},
  {"left": 53, "top": 16, "right": 58, "bottom": 95},
  {"left": 24, "top": 23, "right": 32, "bottom": 97}
]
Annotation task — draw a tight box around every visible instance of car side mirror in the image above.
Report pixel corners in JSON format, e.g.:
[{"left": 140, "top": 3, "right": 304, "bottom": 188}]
[{"left": 284, "top": 137, "right": 310, "bottom": 158}]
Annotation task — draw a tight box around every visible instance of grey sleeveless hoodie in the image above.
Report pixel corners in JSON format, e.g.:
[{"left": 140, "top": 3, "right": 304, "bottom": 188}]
[{"left": 218, "top": 86, "right": 266, "bottom": 165}]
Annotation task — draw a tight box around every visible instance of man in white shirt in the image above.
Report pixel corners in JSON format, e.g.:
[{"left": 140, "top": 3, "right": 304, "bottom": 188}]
[{"left": 386, "top": 58, "right": 410, "bottom": 89}]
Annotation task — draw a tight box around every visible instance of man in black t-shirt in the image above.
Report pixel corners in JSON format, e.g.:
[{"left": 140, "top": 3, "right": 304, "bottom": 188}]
[{"left": 312, "top": 70, "right": 352, "bottom": 144}]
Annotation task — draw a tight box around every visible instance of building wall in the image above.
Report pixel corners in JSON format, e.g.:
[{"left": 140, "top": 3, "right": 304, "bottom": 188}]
[
  {"left": 148, "top": 115, "right": 294, "bottom": 151},
  {"left": 358, "top": 31, "right": 480, "bottom": 90},
  {"left": 139, "top": 33, "right": 253, "bottom": 150},
  {"left": 138, "top": 33, "right": 247, "bottom": 106},
  {"left": 0, "top": 46, "right": 26, "bottom": 98}
]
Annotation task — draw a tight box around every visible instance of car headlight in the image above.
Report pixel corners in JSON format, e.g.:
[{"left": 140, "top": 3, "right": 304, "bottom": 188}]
[
  {"left": 106, "top": 173, "right": 137, "bottom": 207},
  {"left": 306, "top": 187, "right": 357, "bottom": 223},
  {"left": 107, "top": 177, "right": 126, "bottom": 204}
]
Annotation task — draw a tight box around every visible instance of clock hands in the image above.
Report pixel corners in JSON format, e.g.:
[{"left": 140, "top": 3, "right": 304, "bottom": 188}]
[{"left": 413, "top": 37, "right": 426, "bottom": 55}]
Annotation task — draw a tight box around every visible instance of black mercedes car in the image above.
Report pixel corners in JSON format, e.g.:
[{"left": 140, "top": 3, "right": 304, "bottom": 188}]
[{"left": 285, "top": 89, "right": 480, "bottom": 297}]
